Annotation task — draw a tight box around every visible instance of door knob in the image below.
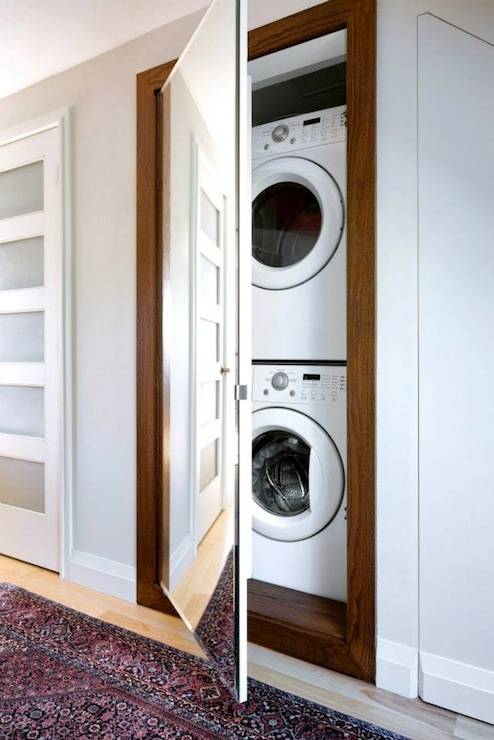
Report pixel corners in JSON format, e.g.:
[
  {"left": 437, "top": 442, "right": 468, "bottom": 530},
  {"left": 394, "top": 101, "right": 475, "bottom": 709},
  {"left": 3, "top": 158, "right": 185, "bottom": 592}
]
[{"left": 221, "top": 367, "right": 231, "bottom": 375}]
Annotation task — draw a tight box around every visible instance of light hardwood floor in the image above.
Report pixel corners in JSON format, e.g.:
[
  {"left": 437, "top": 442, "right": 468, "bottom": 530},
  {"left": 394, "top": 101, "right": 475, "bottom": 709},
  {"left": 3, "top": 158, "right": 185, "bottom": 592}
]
[
  {"left": 0, "top": 555, "right": 493, "bottom": 740},
  {"left": 170, "top": 505, "right": 232, "bottom": 629}
]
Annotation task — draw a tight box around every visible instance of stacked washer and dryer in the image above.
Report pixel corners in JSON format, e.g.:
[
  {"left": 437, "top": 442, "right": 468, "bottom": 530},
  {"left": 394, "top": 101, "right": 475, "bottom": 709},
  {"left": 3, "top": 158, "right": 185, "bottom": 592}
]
[{"left": 251, "top": 97, "right": 348, "bottom": 602}]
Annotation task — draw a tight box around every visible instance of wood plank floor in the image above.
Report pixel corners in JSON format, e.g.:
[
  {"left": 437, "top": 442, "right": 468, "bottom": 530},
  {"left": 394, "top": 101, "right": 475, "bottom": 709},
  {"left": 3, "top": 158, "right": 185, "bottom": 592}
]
[
  {"left": 0, "top": 555, "right": 493, "bottom": 740},
  {"left": 170, "top": 505, "right": 232, "bottom": 629}
]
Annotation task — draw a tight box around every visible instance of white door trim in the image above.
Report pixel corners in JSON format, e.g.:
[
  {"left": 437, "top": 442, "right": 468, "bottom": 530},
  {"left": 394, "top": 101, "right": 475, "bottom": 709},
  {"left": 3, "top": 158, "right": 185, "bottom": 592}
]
[{"left": 0, "top": 109, "right": 72, "bottom": 577}]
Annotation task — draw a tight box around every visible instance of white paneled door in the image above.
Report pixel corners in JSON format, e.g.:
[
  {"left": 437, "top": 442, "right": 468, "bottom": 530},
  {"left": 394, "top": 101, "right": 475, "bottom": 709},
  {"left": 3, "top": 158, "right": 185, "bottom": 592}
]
[
  {"left": 0, "top": 126, "right": 62, "bottom": 571},
  {"left": 192, "top": 149, "right": 228, "bottom": 545}
]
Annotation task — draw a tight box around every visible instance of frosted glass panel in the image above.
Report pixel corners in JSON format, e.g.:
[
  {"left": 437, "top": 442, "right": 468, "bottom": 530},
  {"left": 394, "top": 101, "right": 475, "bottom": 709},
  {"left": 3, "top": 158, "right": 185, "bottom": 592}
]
[
  {"left": 0, "top": 236, "right": 44, "bottom": 290},
  {"left": 200, "top": 190, "right": 219, "bottom": 245},
  {"left": 0, "top": 312, "right": 44, "bottom": 362},
  {"left": 0, "top": 386, "right": 44, "bottom": 437},
  {"left": 200, "top": 255, "right": 219, "bottom": 306},
  {"left": 200, "top": 440, "right": 218, "bottom": 491},
  {"left": 0, "top": 161, "right": 44, "bottom": 220},
  {"left": 199, "top": 319, "right": 219, "bottom": 364},
  {"left": 200, "top": 381, "right": 219, "bottom": 426},
  {"left": 0, "top": 456, "right": 44, "bottom": 513}
]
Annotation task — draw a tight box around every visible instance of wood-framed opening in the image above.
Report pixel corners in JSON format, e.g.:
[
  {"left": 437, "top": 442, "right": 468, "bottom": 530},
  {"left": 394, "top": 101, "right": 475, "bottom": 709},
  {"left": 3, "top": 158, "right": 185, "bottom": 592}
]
[{"left": 136, "top": 0, "right": 376, "bottom": 681}]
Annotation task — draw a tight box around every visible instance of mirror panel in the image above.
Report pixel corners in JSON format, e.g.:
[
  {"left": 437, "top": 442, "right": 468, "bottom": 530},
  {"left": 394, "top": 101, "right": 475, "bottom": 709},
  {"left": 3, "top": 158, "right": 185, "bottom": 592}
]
[{"left": 160, "top": 0, "right": 244, "bottom": 700}]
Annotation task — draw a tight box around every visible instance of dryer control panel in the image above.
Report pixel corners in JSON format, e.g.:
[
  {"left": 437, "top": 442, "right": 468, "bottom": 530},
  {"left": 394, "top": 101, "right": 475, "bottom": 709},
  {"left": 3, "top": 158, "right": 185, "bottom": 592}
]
[
  {"left": 252, "top": 364, "right": 347, "bottom": 406},
  {"left": 252, "top": 106, "right": 347, "bottom": 157}
]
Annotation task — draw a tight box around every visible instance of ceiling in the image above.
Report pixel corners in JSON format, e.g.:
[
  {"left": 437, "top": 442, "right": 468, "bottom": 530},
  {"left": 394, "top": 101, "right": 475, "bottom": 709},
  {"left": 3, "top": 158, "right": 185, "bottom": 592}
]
[{"left": 0, "top": 0, "right": 209, "bottom": 100}]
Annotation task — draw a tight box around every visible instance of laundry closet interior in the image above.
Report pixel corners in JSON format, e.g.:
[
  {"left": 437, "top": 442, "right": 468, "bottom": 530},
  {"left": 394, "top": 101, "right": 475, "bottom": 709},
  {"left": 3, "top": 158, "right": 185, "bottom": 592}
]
[
  {"left": 136, "top": 0, "right": 375, "bottom": 702},
  {"left": 248, "top": 30, "right": 350, "bottom": 661}
]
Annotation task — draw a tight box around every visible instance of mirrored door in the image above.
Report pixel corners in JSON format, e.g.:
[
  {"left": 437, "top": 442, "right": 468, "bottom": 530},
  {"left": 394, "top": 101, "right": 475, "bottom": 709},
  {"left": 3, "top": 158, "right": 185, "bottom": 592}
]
[{"left": 159, "top": 0, "right": 248, "bottom": 701}]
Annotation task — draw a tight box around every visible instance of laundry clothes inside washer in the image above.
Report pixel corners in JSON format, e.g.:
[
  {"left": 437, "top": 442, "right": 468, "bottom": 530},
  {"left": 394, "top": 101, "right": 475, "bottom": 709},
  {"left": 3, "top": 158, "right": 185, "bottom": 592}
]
[
  {"left": 251, "top": 363, "right": 347, "bottom": 601},
  {"left": 252, "top": 106, "right": 347, "bottom": 362}
]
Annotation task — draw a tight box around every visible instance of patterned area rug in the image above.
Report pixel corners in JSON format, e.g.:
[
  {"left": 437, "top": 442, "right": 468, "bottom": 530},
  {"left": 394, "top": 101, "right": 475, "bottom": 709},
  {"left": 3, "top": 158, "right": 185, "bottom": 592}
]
[
  {"left": 0, "top": 584, "right": 408, "bottom": 739},
  {"left": 195, "top": 548, "right": 235, "bottom": 691}
]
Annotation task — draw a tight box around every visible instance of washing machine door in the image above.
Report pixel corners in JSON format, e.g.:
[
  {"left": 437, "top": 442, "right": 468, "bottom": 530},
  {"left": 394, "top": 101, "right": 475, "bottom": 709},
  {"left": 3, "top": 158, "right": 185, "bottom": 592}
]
[
  {"left": 252, "top": 156, "right": 344, "bottom": 290},
  {"left": 252, "top": 407, "right": 344, "bottom": 541}
]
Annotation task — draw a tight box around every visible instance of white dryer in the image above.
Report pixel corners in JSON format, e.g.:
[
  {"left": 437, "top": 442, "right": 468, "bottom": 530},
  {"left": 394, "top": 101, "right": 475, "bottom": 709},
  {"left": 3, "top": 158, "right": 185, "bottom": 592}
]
[
  {"left": 252, "top": 106, "right": 346, "bottom": 362},
  {"left": 252, "top": 363, "right": 347, "bottom": 601}
]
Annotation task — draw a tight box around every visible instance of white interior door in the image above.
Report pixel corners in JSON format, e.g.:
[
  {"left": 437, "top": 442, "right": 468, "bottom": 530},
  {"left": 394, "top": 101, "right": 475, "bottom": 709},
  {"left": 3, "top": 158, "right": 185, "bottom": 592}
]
[
  {"left": 192, "top": 150, "right": 228, "bottom": 545},
  {"left": 418, "top": 12, "right": 494, "bottom": 723},
  {"left": 0, "top": 126, "right": 62, "bottom": 571}
]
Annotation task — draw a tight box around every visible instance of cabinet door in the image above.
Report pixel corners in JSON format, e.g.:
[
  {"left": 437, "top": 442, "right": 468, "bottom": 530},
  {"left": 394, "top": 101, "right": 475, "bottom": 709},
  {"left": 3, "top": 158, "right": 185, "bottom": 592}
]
[{"left": 159, "top": 0, "right": 249, "bottom": 702}]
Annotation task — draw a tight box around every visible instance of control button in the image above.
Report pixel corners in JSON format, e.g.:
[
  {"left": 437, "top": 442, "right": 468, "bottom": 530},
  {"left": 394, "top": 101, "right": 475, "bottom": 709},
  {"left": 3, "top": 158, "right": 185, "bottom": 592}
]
[
  {"left": 272, "top": 124, "right": 289, "bottom": 143},
  {"left": 263, "top": 389, "right": 269, "bottom": 396},
  {"left": 263, "top": 143, "right": 270, "bottom": 150},
  {"left": 271, "top": 371, "right": 289, "bottom": 391},
  {"left": 289, "top": 390, "right": 296, "bottom": 397},
  {"left": 290, "top": 137, "right": 296, "bottom": 144}
]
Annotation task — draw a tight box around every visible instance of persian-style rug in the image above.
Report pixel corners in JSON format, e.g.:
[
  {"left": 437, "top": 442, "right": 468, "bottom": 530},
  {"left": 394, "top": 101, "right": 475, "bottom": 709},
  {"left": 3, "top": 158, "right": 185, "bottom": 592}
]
[
  {"left": 0, "top": 584, "right": 408, "bottom": 739},
  {"left": 195, "top": 548, "right": 235, "bottom": 690}
]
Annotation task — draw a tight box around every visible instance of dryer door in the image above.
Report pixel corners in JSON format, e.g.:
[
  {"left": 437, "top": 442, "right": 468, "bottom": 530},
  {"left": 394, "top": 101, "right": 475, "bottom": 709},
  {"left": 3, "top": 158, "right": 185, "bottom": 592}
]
[
  {"left": 252, "top": 407, "right": 344, "bottom": 541},
  {"left": 252, "top": 157, "right": 344, "bottom": 289}
]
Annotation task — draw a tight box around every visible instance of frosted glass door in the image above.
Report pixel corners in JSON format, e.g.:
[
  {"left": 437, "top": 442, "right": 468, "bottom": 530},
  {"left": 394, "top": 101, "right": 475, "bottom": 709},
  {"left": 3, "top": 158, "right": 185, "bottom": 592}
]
[
  {"left": 195, "top": 158, "right": 225, "bottom": 545},
  {"left": 0, "top": 124, "right": 62, "bottom": 572}
]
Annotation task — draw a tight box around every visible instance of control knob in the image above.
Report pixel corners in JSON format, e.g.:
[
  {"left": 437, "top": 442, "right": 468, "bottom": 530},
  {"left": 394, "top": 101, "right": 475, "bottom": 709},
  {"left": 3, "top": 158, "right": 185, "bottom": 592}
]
[
  {"left": 272, "top": 124, "right": 289, "bottom": 143},
  {"left": 271, "top": 371, "right": 289, "bottom": 391}
]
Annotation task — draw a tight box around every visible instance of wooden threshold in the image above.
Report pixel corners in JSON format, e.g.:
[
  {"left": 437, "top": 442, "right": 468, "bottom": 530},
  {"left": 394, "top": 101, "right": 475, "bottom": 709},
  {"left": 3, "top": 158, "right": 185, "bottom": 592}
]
[{"left": 248, "top": 580, "right": 363, "bottom": 678}]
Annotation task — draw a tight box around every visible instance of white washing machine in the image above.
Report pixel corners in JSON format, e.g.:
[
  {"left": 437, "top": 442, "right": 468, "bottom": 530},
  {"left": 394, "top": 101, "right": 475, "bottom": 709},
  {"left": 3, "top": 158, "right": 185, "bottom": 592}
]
[
  {"left": 252, "top": 106, "right": 346, "bottom": 362},
  {"left": 252, "top": 363, "right": 347, "bottom": 601}
]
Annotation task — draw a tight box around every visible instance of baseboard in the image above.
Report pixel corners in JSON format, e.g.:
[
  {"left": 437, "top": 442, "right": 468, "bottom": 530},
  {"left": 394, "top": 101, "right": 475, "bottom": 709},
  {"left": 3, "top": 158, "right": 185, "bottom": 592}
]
[
  {"left": 68, "top": 549, "right": 136, "bottom": 602},
  {"left": 376, "top": 637, "right": 418, "bottom": 698},
  {"left": 420, "top": 650, "right": 494, "bottom": 725},
  {"left": 169, "top": 534, "right": 195, "bottom": 591}
]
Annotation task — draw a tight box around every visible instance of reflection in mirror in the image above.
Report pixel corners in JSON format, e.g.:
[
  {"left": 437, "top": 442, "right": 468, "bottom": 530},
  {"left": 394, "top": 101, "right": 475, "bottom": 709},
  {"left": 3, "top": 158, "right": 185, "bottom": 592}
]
[{"left": 159, "top": 0, "right": 241, "bottom": 699}]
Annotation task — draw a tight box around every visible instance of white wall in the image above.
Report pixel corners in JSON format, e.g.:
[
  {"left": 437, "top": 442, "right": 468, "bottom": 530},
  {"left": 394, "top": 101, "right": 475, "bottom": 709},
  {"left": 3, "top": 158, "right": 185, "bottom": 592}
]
[
  {"left": 376, "top": 0, "right": 420, "bottom": 699},
  {"left": 376, "top": 0, "right": 494, "bottom": 719},
  {"left": 418, "top": 12, "right": 494, "bottom": 725}
]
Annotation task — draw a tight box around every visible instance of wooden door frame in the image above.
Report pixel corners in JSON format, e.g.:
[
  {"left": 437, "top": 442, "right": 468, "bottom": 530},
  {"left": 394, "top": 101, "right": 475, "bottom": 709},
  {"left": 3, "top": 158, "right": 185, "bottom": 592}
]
[
  {"left": 136, "top": 0, "right": 376, "bottom": 680},
  {"left": 136, "top": 59, "right": 177, "bottom": 615}
]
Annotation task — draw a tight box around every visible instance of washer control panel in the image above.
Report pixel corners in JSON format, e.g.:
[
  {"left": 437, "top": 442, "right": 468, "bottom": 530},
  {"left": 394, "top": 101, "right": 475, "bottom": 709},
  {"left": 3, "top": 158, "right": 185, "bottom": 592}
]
[
  {"left": 252, "top": 106, "right": 346, "bottom": 157},
  {"left": 252, "top": 364, "right": 346, "bottom": 406}
]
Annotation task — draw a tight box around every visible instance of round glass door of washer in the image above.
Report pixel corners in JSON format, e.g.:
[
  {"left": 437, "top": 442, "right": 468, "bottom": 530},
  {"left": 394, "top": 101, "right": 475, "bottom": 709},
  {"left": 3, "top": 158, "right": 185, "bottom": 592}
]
[
  {"left": 252, "top": 157, "right": 344, "bottom": 290},
  {"left": 252, "top": 407, "right": 344, "bottom": 542}
]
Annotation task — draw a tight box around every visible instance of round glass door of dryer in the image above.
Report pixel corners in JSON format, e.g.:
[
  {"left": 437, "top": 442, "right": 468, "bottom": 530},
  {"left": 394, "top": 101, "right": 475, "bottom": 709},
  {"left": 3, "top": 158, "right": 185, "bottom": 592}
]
[
  {"left": 252, "top": 407, "right": 345, "bottom": 542},
  {"left": 252, "top": 157, "right": 344, "bottom": 290}
]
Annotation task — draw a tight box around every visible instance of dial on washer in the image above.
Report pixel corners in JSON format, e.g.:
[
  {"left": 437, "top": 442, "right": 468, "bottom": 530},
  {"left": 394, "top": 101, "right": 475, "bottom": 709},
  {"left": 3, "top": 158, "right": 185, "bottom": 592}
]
[
  {"left": 271, "top": 371, "right": 289, "bottom": 391},
  {"left": 272, "top": 124, "right": 289, "bottom": 143}
]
